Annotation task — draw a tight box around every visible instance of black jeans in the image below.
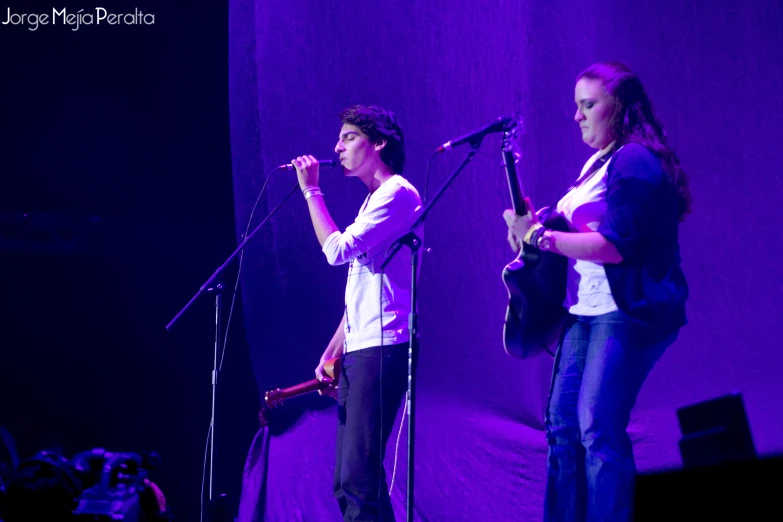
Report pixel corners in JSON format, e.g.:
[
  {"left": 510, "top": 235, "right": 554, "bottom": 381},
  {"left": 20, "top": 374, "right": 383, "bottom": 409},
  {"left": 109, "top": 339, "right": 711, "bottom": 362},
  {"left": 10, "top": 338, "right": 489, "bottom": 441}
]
[{"left": 334, "top": 342, "right": 409, "bottom": 522}]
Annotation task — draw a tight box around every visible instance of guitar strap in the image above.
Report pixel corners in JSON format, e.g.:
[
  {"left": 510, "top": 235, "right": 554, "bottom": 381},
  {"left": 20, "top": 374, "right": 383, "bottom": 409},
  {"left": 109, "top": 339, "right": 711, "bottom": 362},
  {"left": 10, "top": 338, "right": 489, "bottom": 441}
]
[{"left": 540, "top": 145, "right": 618, "bottom": 222}]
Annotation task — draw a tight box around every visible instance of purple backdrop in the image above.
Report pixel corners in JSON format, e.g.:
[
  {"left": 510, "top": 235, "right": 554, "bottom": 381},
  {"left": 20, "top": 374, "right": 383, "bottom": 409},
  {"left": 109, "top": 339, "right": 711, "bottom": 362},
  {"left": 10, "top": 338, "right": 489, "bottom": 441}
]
[{"left": 228, "top": 1, "right": 783, "bottom": 519}]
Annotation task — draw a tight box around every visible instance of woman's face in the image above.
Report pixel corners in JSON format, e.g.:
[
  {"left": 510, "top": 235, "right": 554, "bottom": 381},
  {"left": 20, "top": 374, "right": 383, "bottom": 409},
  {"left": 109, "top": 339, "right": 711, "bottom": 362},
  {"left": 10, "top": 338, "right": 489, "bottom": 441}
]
[{"left": 574, "top": 77, "right": 615, "bottom": 150}]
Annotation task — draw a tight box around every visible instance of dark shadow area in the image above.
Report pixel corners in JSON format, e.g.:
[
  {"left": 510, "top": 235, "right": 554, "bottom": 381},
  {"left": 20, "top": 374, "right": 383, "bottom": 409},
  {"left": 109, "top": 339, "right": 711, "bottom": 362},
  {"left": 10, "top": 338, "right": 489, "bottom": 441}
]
[{"left": 0, "top": 1, "right": 259, "bottom": 520}]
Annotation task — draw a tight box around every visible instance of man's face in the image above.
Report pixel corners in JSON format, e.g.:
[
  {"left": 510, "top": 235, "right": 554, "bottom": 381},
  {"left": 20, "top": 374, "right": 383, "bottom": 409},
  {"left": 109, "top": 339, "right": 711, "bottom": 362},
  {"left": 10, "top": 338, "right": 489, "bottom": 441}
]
[{"left": 334, "top": 124, "right": 383, "bottom": 177}]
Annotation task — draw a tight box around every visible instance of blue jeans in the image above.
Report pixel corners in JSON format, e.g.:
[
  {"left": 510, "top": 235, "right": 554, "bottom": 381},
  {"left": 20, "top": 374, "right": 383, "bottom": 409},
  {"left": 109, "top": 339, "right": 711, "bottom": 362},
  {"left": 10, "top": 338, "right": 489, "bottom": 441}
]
[
  {"left": 544, "top": 311, "right": 677, "bottom": 522},
  {"left": 334, "top": 343, "right": 409, "bottom": 522}
]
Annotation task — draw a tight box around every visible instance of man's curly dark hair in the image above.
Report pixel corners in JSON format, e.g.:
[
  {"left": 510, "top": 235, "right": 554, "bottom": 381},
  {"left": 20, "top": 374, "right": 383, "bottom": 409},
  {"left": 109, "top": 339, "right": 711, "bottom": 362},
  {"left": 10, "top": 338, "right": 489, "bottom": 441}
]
[{"left": 339, "top": 105, "right": 405, "bottom": 174}]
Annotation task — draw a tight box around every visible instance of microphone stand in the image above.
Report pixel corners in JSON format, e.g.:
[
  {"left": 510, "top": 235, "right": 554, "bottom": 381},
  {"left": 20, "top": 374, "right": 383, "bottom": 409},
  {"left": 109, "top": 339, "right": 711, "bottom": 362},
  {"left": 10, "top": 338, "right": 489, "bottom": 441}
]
[
  {"left": 381, "top": 138, "right": 483, "bottom": 522},
  {"left": 165, "top": 178, "right": 300, "bottom": 517}
]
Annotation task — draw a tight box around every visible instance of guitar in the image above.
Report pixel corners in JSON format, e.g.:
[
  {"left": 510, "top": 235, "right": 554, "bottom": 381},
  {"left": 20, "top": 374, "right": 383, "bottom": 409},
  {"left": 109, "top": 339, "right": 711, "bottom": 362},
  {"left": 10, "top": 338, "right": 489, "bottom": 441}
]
[
  {"left": 500, "top": 120, "right": 569, "bottom": 359},
  {"left": 263, "top": 357, "right": 342, "bottom": 409}
]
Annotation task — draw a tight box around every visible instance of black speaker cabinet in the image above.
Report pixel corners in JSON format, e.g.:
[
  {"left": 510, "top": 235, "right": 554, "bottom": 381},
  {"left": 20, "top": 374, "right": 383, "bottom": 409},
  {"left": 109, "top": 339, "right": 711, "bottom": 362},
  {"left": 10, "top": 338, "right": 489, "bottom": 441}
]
[
  {"left": 677, "top": 393, "right": 756, "bottom": 468},
  {"left": 634, "top": 393, "right": 776, "bottom": 520}
]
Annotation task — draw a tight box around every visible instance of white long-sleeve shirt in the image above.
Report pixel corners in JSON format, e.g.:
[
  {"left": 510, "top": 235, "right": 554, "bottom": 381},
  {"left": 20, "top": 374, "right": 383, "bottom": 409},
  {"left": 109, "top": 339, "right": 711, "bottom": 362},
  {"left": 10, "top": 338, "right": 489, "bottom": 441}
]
[{"left": 322, "top": 175, "right": 423, "bottom": 352}]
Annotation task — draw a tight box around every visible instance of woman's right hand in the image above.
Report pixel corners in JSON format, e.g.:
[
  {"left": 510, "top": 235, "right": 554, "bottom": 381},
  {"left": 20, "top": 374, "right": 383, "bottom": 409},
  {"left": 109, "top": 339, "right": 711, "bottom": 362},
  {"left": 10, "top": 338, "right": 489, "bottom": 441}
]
[{"left": 503, "top": 197, "right": 539, "bottom": 252}]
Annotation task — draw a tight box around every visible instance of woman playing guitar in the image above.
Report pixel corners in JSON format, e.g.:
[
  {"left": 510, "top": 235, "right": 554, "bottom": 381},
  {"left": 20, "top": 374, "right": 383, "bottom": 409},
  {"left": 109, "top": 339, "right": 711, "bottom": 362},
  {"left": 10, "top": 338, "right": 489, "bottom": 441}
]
[{"left": 503, "top": 62, "right": 691, "bottom": 522}]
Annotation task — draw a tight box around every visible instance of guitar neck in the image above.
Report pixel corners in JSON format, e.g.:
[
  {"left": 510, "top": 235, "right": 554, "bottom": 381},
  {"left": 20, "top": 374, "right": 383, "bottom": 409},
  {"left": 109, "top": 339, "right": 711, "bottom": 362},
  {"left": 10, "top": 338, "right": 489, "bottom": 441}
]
[
  {"left": 503, "top": 148, "right": 527, "bottom": 215},
  {"left": 263, "top": 357, "right": 341, "bottom": 408},
  {"left": 276, "top": 378, "right": 322, "bottom": 400}
]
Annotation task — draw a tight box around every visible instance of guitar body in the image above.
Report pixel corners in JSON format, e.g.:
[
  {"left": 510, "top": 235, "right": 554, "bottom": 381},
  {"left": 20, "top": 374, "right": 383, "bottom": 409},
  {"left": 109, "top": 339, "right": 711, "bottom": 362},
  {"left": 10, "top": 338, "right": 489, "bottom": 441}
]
[
  {"left": 500, "top": 119, "right": 568, "bottom": 359},
  {"left": 502, "top": 209, "right": 568, "bottom": 359}
]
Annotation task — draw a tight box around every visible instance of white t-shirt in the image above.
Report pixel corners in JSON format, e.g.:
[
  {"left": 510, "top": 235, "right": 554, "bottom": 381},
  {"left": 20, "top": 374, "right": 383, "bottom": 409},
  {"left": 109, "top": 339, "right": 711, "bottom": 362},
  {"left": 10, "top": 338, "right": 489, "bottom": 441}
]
[
  {"left": 556, "top": 149, "right": 620, "bottom": 316},
  {"left": 322, "top": 175, "right": 423, "bottom": 352}
]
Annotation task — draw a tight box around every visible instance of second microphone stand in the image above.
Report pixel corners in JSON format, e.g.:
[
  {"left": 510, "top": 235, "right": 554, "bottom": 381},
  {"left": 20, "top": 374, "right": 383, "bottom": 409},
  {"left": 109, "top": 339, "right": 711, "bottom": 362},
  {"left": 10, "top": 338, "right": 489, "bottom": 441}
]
[{"left": 381, "top": 138, "right": 484, "bottom": 522}]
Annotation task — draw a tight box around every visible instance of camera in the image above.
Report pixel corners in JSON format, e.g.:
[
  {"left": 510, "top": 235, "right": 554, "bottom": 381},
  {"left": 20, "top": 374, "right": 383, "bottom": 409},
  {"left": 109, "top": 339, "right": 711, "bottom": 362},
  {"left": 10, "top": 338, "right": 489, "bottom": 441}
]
[{"left": 1, "top": 447, "right": 171, "bottom": 522}]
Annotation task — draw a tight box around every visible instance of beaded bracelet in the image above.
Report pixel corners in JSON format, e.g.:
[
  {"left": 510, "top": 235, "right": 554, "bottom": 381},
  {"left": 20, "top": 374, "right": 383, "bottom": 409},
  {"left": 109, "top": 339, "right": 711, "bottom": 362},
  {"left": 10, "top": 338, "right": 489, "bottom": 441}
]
[
  {"left": 523, "top": 223, "right": 543, "bottom": 245},
  {"left": 529, "top": 225, "right": 547, "bottom": 248}
]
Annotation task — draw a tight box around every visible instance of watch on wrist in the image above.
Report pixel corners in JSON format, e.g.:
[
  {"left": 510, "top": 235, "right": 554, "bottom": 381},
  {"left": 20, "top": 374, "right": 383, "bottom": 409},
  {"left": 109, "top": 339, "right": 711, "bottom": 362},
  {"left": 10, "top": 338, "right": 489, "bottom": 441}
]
[{"left": 536, "top": 229, "right": 553, "bottom": 251}]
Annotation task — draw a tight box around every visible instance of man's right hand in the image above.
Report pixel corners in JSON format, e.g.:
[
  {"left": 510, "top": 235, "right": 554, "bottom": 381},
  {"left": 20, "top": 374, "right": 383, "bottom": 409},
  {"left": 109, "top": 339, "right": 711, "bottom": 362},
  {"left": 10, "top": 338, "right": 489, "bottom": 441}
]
[
  {"left": 315, "top": 357, "right": 338, "bottom": 398},
  {"left": 317, "top": 316, "right": 346, "bottom": 399}
]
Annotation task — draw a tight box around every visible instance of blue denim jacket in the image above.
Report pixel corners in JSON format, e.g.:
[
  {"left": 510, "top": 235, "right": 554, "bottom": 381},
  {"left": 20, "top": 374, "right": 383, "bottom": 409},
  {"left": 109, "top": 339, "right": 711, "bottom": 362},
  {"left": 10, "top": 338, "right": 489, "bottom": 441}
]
[{"left": 597, "top": 143, "right": 689, "bottom": 338}]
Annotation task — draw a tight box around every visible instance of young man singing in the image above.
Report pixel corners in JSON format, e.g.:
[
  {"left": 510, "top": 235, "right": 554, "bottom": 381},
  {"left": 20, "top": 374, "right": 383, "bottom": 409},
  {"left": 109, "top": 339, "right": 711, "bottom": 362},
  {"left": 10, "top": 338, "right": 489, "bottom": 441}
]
[{"left": 292, "top": 105, "right": 422, "bottom": 521}]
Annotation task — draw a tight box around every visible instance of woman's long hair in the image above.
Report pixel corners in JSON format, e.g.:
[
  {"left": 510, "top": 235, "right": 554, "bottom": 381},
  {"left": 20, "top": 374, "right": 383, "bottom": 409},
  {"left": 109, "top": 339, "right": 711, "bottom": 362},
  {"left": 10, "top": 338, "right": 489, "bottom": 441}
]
[{"left": 578, "top": 62, "right": 692, "bottom": 220}]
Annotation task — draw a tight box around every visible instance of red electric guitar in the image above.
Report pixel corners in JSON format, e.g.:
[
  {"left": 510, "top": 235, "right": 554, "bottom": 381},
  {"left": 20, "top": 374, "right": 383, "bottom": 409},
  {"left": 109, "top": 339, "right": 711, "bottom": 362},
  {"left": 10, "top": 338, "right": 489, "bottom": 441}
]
[{"left": 263, "top": 357, "right": 342, "bottom": 409}]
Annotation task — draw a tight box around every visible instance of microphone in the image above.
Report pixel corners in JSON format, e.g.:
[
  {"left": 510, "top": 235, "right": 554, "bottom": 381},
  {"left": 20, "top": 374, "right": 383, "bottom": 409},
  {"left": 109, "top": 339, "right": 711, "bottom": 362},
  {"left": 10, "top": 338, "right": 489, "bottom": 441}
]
[
  {"left": 278, "top": 159, "right": 338, "bottom": 170},
  {"left": 435, "top": 116, "right": 514, "bottom": 153}
]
